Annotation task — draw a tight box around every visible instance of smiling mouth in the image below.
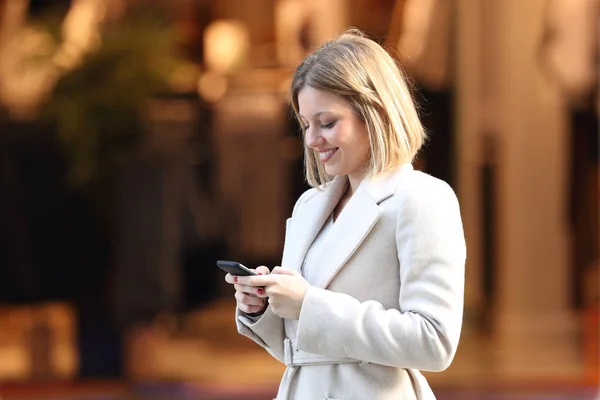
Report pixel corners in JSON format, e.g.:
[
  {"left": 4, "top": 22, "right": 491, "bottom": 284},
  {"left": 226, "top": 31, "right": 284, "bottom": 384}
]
[{"left": 318, "top": 148, "right": 338, "bottom": 162}]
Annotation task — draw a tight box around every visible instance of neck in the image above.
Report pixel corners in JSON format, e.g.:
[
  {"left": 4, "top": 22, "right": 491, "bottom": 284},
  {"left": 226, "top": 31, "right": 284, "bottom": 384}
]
[
  {"left": 347, "top": 173, "right": 365, "bottom": 196},
  {"left": 346, "top": 161, "right": 370, "bottom": 195}
]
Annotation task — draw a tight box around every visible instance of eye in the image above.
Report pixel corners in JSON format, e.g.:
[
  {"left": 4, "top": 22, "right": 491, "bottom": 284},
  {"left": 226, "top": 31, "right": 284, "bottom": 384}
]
[
  {"left": 301, "top": 125, "right": 310, "bottom": 132},
  {"left": 321, "top": 121, "right": 336, "bottom": 129}
]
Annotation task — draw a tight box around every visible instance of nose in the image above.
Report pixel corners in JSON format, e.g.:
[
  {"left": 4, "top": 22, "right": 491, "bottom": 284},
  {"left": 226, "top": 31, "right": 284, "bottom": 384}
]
[{"left": 305, "top": 127, "right": 324, "bottom": 149}]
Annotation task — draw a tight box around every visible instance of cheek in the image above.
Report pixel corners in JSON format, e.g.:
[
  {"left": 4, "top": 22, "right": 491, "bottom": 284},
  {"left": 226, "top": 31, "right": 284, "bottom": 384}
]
[
  {"left": 351, "top": 127, "right": 370, "bottom": 158},
  {"left": 329, "top": 124, "right": 354, "bottom": 146},
  {"left": 357, "top": 127, "right": 369, "bottom": 147},
  {"left": 326, "top": 122, "right": 370, "bottom": 158}
]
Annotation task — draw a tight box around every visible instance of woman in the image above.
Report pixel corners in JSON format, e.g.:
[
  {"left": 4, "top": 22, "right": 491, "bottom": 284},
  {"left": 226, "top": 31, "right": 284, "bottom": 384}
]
[{"left": 225, "top": 29, "right": 466, "bottom": 400}]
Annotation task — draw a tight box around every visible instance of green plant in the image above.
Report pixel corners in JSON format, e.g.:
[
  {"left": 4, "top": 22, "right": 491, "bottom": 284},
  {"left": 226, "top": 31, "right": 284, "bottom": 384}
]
[{"left": 40, "top": 7, "right": 189, "bottom": 185}]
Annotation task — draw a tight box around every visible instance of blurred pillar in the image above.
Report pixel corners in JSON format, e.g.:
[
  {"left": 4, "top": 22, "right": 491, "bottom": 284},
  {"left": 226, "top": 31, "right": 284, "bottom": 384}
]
[
  {"left": 274, "top": 0, "right": 313, "bottom": 66},
  {"left": 455, "top": 0, "right": 485, "bottom": 330},
  {"left": 306, "top": 0, "right": 349, "bottom": 45},
  {"left": 213, "top": 80, "right": 290, "bottom": 268},
  {"left": 113, "top": 98, "right": 201, "bottom": 327},
  {"left": 539, "top": 0, "right": 599, "bottom": 311},
  {"left": 211, "top": 0, "right": 275, "bottom": 46},
  {"left": 479, "top": 0, "right": 577, "bottom": 377},
  {"left": 274, "top": 0, "right": 350, "bottom": 67},
  {"left": 387, "top": 0, "right": 456, "bottom": 191}
]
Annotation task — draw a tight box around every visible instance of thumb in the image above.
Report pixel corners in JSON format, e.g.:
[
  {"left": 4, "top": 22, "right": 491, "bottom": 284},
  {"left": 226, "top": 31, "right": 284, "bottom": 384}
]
[
  {"left": 271, "top": 266, "right": 297, "bottom": 276},
  {"left": 255, "top": 265, "right": 270, "bottom": 275}
]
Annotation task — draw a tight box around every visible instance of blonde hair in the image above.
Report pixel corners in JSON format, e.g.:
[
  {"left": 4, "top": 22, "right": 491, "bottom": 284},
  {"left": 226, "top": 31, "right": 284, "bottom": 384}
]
[{"left": 290, "top": 29, "right": 426, "bottom": 189}]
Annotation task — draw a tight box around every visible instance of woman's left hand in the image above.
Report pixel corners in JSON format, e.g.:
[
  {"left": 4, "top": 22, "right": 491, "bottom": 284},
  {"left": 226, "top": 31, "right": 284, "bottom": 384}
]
[{"left": 236, "top": 267, "right": 309, "bottom": 320}]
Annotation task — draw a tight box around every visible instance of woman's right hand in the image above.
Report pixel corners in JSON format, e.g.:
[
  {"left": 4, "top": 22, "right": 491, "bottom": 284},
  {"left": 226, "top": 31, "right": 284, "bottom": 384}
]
[{"left": 225, "top": 265, "right": 270, "bottom": 315}]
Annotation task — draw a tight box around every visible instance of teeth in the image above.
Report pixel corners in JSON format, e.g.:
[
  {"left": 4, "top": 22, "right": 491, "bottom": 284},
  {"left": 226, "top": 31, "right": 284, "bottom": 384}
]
[{"left": 319, "top": 149, "right": 335, "bottom": 160}]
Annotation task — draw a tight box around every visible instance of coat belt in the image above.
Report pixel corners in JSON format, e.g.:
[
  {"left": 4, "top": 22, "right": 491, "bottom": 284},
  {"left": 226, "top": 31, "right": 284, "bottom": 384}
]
[{"left": 283, "top": 338, "right": 367, "bottom": 367}]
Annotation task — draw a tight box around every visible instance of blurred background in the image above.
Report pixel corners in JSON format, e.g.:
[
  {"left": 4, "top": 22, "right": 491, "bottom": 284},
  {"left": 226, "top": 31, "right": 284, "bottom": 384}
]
[{"left": 0, "top": 0, "right": 598, "bottom": 399}]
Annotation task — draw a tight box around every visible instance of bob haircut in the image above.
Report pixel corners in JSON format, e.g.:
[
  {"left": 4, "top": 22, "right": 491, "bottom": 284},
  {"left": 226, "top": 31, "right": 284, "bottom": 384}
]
[{"left": 290, "top": 29, "right": 426, "bottom": 189}]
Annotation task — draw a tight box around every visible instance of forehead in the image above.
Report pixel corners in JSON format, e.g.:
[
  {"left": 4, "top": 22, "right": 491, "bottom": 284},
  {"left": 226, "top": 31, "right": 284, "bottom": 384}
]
[{"left": 297, "top": 86, "right": 350, "bottom": 117}]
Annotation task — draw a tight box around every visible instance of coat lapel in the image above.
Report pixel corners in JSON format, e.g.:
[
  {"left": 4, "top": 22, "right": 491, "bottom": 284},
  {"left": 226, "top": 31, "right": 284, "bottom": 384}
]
[
  {"left": 309, "top": 187, "right": 382, "bottom": 288},
  {"left": 281, "top": 163, "right": 413, "bottom": 287},
  {"left": 281, "top": 176, "right": 349, "bottom": 272},
  {"left": 309, "top": 163, "right": 413, "bottom": 289}
]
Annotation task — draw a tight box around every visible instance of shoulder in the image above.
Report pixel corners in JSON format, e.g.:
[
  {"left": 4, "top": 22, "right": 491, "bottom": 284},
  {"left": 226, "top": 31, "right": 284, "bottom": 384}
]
[
  {"left": 393, "top": 169, "right": 460, "bottom": 213},
  {"left": 391, "top": 169, "right": 466, "bottom": 257},
  {"left": 291, "top": 187, "right": 319, "bottom": 217}
]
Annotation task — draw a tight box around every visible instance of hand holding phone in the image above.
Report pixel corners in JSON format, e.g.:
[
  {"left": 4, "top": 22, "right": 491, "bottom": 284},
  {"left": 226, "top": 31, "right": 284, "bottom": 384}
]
[{"left": 220, "top": 261, "right": 269, "bottom": 315}]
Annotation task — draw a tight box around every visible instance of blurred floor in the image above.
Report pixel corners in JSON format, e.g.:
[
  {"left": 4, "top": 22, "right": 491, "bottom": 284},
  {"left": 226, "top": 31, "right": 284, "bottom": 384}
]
[
  {"left": 0, "top": 379, "right": 597, "bottom": 400},
  {"left": 0, "top": 299, "right": 598, "bottom": 400}
]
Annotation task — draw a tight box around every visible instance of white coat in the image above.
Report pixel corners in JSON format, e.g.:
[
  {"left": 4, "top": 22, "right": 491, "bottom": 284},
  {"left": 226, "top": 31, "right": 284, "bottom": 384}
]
[{"left": 236, "top": 163, "right": 466, "bottom": 399}]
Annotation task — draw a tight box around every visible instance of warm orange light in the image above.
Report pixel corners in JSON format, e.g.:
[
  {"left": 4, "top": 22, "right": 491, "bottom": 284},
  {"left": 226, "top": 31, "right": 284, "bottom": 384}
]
[
  {"left": 203, "top": 20, "right": 249, "bottom": 73},
  {"left": 198, "top": 71, "right": 228, "bottom": 103}
]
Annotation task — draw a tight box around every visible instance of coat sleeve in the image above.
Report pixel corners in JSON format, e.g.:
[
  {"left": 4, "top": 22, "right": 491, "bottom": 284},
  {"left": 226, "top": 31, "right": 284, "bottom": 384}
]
[
  {"left": 235, "top": 188, "right": 317, "bottom": 363},
  {"left": 295, "top": 180, "right": 466, "bottom": 371},
  {"left": 236, "top": 307, "right": 285, "bottom": 363}
]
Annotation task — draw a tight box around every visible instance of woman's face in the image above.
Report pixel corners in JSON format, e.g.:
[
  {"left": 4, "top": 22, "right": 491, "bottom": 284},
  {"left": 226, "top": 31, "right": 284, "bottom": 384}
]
[{"left": 298, "top": 86, "right": 370, "bottom": 181}]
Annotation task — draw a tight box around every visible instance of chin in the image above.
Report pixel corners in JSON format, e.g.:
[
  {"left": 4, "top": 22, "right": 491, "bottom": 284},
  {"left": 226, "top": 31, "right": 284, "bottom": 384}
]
[{"left": 324, "top": 165, "right": 346, "bottom": 177}]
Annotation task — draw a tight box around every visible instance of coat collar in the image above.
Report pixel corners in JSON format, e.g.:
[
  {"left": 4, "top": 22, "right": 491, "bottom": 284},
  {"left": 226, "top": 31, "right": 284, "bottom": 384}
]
[
  {"left": 281, "top": 163, "right": 412, "bottom": 288},
  {"left": 358, "top": 162, "right": 412, "bottom": 204}
]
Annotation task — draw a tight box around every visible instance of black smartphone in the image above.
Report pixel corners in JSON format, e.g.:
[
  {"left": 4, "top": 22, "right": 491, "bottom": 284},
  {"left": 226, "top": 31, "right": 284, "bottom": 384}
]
[{"left": 216, "top": 260, "right": 257, "bottom": 276}]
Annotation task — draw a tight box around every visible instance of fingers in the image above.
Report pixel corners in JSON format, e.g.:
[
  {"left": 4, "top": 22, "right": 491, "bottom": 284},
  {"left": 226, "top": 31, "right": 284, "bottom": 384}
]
[
  {"left": 271, "top": 266, "right": 297, "bottom": 276},
  {"left": 225, "top": 273, "right": 265, "bottom": 286},
  {"left": 238, "top": 303, "right": 265, "bottom": 314},
  {"left": 235, "top": 274, "right": 274, "bottom": 287},
  {"left": 234, "top": 284, "right": 267, "bottom": 297},
  {"left": 225, "top": 269, "right": 273, "bottom": 286},
  {"left": 235, "top": 290, "right": 267, "bottom": 307},
  {"left": 226, "top": 265, "right": 271, "bottom": 315}
]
